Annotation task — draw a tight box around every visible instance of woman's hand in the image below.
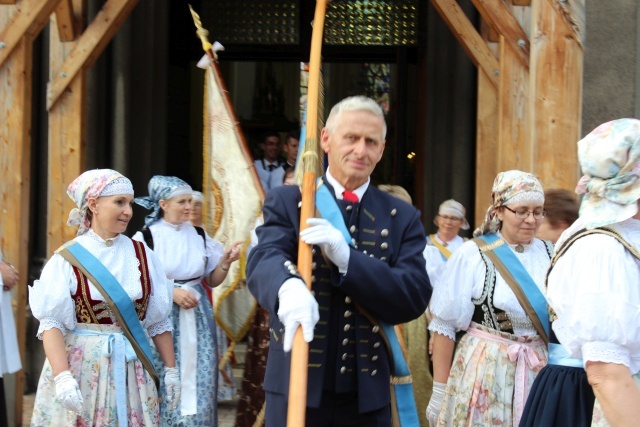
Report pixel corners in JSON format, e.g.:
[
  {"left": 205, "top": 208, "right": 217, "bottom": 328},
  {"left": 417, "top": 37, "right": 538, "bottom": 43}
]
[
  {"left": 219, "top": 240, "right": 244, "bottom": 270},
  {"left": 173, "top": 288, "right": 199, "bottom": 310}
]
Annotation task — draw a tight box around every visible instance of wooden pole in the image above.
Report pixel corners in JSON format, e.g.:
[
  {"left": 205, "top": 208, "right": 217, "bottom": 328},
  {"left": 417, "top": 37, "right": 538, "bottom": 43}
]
[{"left": 288, "top": 1, "right": 327, "bottom": 425}]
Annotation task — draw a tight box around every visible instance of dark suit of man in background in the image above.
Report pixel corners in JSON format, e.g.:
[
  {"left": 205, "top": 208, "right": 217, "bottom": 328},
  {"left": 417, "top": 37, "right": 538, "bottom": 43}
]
[{"left": 247, "top": 96, "right": 432, "bottom": 426}]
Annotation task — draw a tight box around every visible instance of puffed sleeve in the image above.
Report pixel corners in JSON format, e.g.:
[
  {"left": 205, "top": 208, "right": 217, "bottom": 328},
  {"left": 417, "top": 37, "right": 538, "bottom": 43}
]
[
  {"left": 204, "top": 232, "right": 224, "bottom": 276},
  {"left": 141, "top": 241, "right": 174, "bottom": 337},
  {"left": 423, "top": 245, "right": 446, "bottom": 289},
  {"left": 548, "top": 234, "right": 640, "bottom": 372},
  {"left": 30, "top": 254, "right": 77, "bottom": 339},
  {"left": 428, "top": 240, "right": 485, "bottom": 340}
]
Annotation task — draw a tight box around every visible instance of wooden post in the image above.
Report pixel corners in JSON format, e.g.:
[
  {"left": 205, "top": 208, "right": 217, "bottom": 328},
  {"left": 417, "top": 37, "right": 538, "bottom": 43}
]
[
  {"left": 530, "top": 0, "right": 583, "bottom": 189},
  {"left": 47, "top": 1, "right": 87, "bottom": 256},
  {"left": 0, "top": 27, "right": 32, "bottom": 427}
]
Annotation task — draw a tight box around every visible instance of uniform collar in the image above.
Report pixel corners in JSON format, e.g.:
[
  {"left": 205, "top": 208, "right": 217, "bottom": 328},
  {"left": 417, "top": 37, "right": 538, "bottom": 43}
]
[{"left": 325, "top": 169, "right": 369, "bottom": 201}]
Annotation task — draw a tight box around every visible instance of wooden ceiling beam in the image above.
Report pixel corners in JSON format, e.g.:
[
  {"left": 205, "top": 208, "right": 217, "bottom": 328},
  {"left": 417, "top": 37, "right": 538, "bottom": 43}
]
[
  {"left": 430, "top": 0, "right": 500, "bottom": 89},
  {"left": 54, "top": 0, "right": 76, "bottom": 41},
  {"left": 471, "top": 0, "right": 530, "bottom": 69},
  {"left": 47, "top": 0, "right": 139, "bottom": 110},
  {"left": 0, "top": 0, "right": 61, "bottom": 68}
]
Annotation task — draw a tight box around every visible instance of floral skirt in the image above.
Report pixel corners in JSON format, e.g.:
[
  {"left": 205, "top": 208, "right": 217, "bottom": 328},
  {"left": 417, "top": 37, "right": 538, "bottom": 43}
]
[
  {"left": 30, "top": 323, "right": 159, "bottom": 427},
  {"left": 437, "top": 323, "right": 547, "bottom": 427}
]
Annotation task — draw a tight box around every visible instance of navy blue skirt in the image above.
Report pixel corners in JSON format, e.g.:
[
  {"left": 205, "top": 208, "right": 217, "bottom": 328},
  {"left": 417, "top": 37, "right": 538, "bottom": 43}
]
[{"left": 520, "top": 363, "right": 595, "bottom": 427}]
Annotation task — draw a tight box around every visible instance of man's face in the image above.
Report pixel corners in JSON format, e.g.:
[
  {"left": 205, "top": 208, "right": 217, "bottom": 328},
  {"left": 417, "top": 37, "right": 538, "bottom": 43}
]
[
  {"left": 321, "top": 110, "right": 386, "bottom": 190},
  {"left": 283, "top": 137, "right": 299, "bottom": 165},
  {"left": 261, "top": 136, "right": 281, "bottom": 162}
]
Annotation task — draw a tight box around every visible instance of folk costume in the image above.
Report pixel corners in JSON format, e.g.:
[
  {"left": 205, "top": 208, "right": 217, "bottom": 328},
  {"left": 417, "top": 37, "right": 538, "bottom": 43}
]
[
  {"left": 428, "top": 171, "right": 552, "bottom": 427},
  {"left": 0, "top": 249, "right": 21, "bottom": 427},
  {"left": 30, "top": 170, "right": 174, "bottom": 426},
  {"left": 521, "top": 119, "right": 640, "bottom": 427},
  {"left": 246, "top": 170, "right": 432, "bottom": 426},
  {"left": 134, "top": 175, "right": 224, "bottom": 426}
]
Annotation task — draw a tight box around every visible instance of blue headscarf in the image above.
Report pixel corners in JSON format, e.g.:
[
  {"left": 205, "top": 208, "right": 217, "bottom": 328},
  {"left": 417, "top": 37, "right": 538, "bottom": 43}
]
[{"left": 134, "top": 175, "right": 193, "bottom": 226}]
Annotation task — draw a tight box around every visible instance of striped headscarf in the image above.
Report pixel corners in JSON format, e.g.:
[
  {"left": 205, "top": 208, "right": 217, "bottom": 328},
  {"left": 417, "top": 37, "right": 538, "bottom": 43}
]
[{"left": 134, "top": 175, "right": 193, "bottom": 226}]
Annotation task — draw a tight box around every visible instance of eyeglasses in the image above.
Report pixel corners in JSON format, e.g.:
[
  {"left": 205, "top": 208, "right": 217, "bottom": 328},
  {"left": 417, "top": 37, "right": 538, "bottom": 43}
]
[
  {"left": 438, "top": 215, "right": 463, "bottom": 223},
  {"left": 502, "top": 206, "right": 547, "bottom": 220}
]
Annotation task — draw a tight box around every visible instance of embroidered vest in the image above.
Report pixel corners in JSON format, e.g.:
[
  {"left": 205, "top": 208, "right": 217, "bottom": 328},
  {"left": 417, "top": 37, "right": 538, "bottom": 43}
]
[
  {"left": 71, "top": 240, "right": 151, "bottom": 324},
  {"left": 470, "top": 240, "right": 553, "bottom": 333}
]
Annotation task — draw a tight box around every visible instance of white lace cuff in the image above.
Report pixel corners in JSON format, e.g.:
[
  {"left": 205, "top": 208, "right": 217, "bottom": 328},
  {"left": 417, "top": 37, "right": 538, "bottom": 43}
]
[
  {"left": 582, "top": 341, "right": 631, "bottom": 368},
  {"left": 36, "top": 317, "right": 69, "bottom": 340},
  {"left": 147, "top": 318, "right": 173, "bottom": 337},
  {"left": 428, "top": 317, "right": 457, "bottom": 341}
]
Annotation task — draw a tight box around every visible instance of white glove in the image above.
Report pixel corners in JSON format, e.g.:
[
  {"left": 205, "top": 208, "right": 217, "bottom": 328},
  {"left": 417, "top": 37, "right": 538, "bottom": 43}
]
[
  {"left": 426, "top": 381, "right": 446, "bottom": 427},
  {"left": 300, "top": 218, "right": 350, "bottom": 273},
  {"left": 277, "top": 278, "right": 319, "bottom": 352},
  {"left": 164, "top": 366, "right": 181, "bottom": 410},
  {"left": 53, "top": 370, "right": 83, "bottom": 413}
]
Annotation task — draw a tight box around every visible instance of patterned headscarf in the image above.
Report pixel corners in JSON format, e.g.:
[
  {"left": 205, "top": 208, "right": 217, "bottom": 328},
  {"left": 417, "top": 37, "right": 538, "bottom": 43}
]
[
  {"left": 575, "top": 118, "right": 640, "bottom": 229},
  {"left": 66, "top": 169, "right": 134, "bottom": 236},
  {"left": 438, "top": 199, "right": 470, "bottom": 230},
  {"left": 473, "top": 170, "right": 545, "bottom": 237},
  {"left": 134, "top": 175, "right": 193, "bottom": 226}
]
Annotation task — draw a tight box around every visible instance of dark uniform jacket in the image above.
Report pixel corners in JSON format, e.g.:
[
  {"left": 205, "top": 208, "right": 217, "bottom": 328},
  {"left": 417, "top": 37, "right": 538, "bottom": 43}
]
[{"left": 246, "top": 182, "right": 432, "bottom": 413}]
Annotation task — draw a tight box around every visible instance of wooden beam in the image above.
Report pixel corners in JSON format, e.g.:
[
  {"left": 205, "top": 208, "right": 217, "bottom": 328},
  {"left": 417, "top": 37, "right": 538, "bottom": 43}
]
[
  {"left": 47, "top": 2, "right": 86, "bottom": 256},
  {"left": 54, "top": 0, "right": 76, "bottom": 41},
  {"left": 552, "top": 0, "right": 585, "bottom": 46},
  {"left": 0, "top": 34, "right": 33, "bottom": 427},
  {"left": 475, "top": 68, "right": 499, "bottom": 227},
  {"left": 0, "top": 0, "right": 17, "bottom": 4},
  {"left": 430, "top": 0, "right": 500, "bottom": 89},
  {"left": 47, "top": 0, "right": 139, "bottom": 110},
  {"left": 471, "top": 0, "right": 530, "bottom": 69},
  {"left": 0, "top": 0, "right": 61, "bottom": 69},
  {"left": 512, "top": 0, "right": 531, "bottom": 5},
  {"left": 497, "top": 35, "right": 532, "bottom": 172},
  {"left": 530, "top": 0, "right": 582, "bottom": 189}
]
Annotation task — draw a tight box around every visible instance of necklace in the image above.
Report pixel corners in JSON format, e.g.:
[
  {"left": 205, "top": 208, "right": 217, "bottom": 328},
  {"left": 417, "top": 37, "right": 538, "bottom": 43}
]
[{"left": 515, "top": 244, "right": 524, "bottom": 253}]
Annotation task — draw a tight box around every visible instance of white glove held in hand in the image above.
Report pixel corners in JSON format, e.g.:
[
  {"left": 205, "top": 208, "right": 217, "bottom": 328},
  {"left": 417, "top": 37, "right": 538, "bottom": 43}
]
[
  {"left": 300, "top": 218, "right": 350, "bottom": 273},
  {"left": 164, "top": 366, "right": 181, "bottom": 410},
  {"left": 278, "top": 278, "right": 319, "bottom": 352},
  {"left": 427, "top": 381, "right": 446, "bottom": 427},
  {"left": 54, "top": 370, "right": 83, "bottom": 413}
]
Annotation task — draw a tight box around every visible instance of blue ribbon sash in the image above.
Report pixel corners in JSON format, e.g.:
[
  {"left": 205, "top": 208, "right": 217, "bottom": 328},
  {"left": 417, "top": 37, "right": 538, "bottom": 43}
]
[
  {"left": 477, "top": 234, "right": 550, "bottom": 340},
  {"left": 314, "top": 178, "right": 419, "bottom": 426},
  {"left": 59, "top": 242, "right": 158, "bottom": 385}
]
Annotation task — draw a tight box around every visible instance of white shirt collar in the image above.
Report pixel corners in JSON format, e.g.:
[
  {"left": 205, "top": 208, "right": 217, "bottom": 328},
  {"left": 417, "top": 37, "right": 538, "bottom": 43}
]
[{"left": 325, "top": 169, "right": 369, "bottom": 201}]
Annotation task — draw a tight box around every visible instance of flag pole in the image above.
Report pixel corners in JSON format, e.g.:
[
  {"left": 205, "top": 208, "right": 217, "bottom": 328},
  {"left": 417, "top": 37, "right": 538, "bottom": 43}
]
[{"left": 288, "top": 1, "right": 328, "bottom": 425}]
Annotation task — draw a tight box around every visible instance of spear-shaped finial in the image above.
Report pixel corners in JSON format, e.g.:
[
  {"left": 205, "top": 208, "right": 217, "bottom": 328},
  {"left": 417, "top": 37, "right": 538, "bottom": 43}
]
[{"left": 189, "top": 4, "right": 213, "bottom": 54}]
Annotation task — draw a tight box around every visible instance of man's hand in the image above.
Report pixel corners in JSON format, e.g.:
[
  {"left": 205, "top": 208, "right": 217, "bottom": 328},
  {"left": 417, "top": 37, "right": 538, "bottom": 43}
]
[
  {"left": 300, "top": 218, "right": 350, "bottom": 273},
  {"left": 0, "top": 261, "right": 18, "bottom": 291},
  {"left": 277, "top": 278, "right": 319, "bottom": 352},
  {"left": 54, "top": 370, "right": 83, "bottom": 413},
  {"left": 164, "top": 366, "right": 181, "bottom": 410}
]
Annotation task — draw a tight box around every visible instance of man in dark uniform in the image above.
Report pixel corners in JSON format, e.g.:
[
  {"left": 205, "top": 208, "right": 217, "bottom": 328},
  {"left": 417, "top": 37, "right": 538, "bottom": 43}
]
[{"left": 246, "top": 96, "right": 432, "bottom": 426}]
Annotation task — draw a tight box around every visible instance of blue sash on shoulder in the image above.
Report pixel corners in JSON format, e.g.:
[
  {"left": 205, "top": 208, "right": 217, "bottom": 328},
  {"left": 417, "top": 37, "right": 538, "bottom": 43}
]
[
  {"left": 58, "top": 242, "right": 158, "bottom": 384},
  {"left": 315, "top": 178, "right": 419, "bottom": 427},
  {"left": 477, "top": 233, "right": 550, "bottom": 340}
]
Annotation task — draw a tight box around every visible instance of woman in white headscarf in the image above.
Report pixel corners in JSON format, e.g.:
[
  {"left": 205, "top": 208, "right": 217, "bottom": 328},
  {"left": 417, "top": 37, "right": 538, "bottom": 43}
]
[
  {"left": 521, "top": 118, "right": 640, "bottom": 427},
  {"left": 427, "top": 170, "right": 553, "bottom": 427},
  {"left": 30, "top": 169, "right": 179, "bottom": 426},
  {"left": 134, "top": 176, "right": 241, "bottom": 426}
]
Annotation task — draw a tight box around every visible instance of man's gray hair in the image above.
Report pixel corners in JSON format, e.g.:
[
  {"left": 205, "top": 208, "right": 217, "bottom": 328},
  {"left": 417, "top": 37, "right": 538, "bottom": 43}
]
[{"left": 325, "top": 96, "right": 387, "bottom": 138}]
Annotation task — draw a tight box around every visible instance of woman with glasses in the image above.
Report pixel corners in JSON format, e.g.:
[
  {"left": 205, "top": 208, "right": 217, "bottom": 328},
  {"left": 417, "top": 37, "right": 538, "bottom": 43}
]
[
  {"left": 424, "top": 199, "right": 469, "bottom": 285},
  {"left": 426, "top": 170, "right": 553, "bottom": 427}
]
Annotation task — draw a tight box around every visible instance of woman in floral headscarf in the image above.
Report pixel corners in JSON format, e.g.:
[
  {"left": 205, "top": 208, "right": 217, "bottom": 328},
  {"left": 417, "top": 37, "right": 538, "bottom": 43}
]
[
  {"left": 133, "top": 175, "right": 242, "bottom": 426},
  {"left": 30, "top": 169, "right": 179, "bottom": 426},
  {"left": 426, "top": 170, "right": 554, "bottom": 427},
  {"left": 521, "top": 119, "right": 640, "bottom": 427}
]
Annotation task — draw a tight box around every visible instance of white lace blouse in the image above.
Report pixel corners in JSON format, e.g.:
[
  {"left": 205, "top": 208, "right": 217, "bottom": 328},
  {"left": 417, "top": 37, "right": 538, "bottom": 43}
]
[
  {"left": 429, "top": 234, "right": 552, "bottom": 340},
  {"left": 30, "top": 230, "right": 174, "bottom": 338},
  {"left": 423, "top": 234, "right": 466, "bottom": 288},
  {"left": 548, "top": 218, "right": 640, "bottom": 374},
  {"left": 132, "top": 220, "right": 223, "bottom": 280}
]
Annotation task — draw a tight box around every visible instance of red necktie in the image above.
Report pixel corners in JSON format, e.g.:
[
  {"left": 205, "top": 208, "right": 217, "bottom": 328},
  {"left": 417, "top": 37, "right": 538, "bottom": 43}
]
[{"left": 342, "top": 190, "right": 359, "bottom": 203}]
